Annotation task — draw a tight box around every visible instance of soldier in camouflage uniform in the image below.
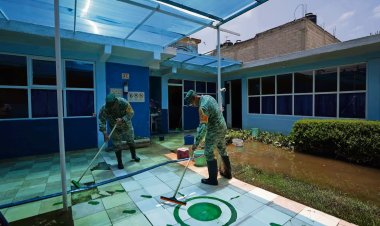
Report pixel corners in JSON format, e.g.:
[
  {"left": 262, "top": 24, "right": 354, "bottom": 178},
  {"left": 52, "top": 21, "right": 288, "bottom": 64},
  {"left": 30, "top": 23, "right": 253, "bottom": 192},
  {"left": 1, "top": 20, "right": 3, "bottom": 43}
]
[
  {"left": 99, "top": 93, "right": 140, "bottom": 169},
  {"left": 184, "top": 90, "right": 232, "bottom": 186}
]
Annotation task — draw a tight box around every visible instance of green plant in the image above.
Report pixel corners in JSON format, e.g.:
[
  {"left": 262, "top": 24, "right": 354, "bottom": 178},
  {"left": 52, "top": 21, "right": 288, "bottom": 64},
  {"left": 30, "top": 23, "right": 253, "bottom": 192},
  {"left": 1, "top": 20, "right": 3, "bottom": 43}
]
[
  {"left": 256, "top": 131, "right": 294, "bottom": 149},
  {"left": 225, "top": 129, "right": 253, "bottom": 144},
  {"left": 291, "top": 119, "right": 380, "bottom": 167}
]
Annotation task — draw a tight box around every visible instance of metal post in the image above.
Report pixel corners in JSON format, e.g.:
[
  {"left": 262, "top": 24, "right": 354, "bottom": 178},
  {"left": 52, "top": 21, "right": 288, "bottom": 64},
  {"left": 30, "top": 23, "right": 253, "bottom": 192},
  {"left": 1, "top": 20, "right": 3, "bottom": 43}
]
[
  {"left": 54, "top": 0, "right": 68, "bottom": 211},
  {"left": 217, "top": 26, "right": 222, "bottom": 111}
]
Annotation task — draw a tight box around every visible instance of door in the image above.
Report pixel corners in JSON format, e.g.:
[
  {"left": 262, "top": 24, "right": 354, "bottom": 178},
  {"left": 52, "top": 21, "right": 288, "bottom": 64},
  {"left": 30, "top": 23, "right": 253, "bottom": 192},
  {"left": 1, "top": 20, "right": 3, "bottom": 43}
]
[{"left": 168, "top": 85, "right": 182, "bottom": 131}]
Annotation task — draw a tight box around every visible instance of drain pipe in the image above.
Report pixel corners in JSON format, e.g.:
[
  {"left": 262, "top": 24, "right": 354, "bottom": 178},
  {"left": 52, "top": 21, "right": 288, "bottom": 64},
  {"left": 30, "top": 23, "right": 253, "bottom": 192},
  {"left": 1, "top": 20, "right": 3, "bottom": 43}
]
[
  {"left": 54, "top": 0, "right": 68, "bottom": 211},
  {"left": 217, "top": 26, "right": 223, "bottom": 111}
]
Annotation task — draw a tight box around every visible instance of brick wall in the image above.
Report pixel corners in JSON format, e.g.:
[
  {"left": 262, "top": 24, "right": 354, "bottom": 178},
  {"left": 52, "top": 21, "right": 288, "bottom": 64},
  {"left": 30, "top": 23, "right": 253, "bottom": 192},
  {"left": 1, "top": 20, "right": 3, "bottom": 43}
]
[{"left": 217, "top": 18, "right": 340, "bottom": 62}]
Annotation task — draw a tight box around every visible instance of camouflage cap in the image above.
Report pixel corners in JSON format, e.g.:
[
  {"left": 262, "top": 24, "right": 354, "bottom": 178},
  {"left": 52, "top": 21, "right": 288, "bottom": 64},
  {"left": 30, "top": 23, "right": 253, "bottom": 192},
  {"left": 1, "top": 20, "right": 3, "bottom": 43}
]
[
  {"left": 105, "top": 93, "right": 117, "bottom": 107},
  {"left": 184, "top": 89, "right": 196, "bottom": 105}
]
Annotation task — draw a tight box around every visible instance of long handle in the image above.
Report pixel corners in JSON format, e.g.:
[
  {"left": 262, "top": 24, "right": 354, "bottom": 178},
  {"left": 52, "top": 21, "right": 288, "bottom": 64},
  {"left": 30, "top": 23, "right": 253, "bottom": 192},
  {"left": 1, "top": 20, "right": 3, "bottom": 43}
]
[
  {"left": 77, "top": 124, "right": 118, "bottom": 182},
  {"left": 172, "top": 152, "right": 194, "bottom": 197}
]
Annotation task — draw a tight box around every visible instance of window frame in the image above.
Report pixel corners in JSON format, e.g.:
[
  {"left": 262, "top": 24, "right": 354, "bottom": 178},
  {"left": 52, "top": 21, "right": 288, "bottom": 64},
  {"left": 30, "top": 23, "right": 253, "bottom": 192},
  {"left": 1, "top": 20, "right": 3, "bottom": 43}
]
[
  {"left": 247, "top": 62, "right": 367, "bottom": 119},
  {"left": 0, "top": 52, "right": 96, "bottom": 121}
]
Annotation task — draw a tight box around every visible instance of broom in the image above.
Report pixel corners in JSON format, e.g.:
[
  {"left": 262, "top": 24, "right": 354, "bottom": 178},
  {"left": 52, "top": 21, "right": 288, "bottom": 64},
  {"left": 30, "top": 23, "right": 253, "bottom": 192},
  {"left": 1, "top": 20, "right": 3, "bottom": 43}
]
[
  {"left": 71, "top": 124, "right": 117, "bottom": 188},
  {"left": 160, "top": 151, "right": 195, "bottom": 206}
]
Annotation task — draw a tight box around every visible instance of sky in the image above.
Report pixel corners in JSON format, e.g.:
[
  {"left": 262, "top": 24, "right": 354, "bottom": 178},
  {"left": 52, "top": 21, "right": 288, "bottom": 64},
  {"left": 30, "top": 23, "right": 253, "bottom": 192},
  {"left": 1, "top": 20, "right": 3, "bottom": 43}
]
[{"left": 191, "top": 0, "right": 380, "bottom": 54}]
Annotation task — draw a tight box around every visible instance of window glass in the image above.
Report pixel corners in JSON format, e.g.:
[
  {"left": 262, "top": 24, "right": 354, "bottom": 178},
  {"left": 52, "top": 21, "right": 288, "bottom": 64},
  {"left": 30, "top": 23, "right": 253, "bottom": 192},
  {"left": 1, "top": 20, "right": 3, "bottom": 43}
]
[
  {"left": 0, "top": 54, "right": 27, "bottom": 86},
  {"left": 315, "top": 68, "right": 337, "bottom": 92},
  {"left": 277, "top": 95, "right": 292, "bottom": 115},
  {"left": 339, "top": 93, "right": 365, "bottom": 118},
  {"left": 294, "top": 95, "right": 312, "bottom": 116},
  {"left": 262, "top": 96, "right": 275, "bottom": 114},
  {"left": 184, "top": 80, "right": 194, "bottom": 92},
  {"left": 248, "top": 78, "right": 260, "bottom": 95},
  {"left": 294, "top": 71, "right": 313, "bottom": 93},
  {"left": 0, "top": 88, "right": 28, "bottom": 118},
  {"left": 168, "top": 79, "right": 182, "bottom": 84},
  {"left": 249, "top": 97, "right": 260, "bottom": 114},
  {"left": 277, "top": 74, "right": 292, "bottom": 94},
  {"left": 315, "top": 94, "right": 337, "bottom": 117},
  {"left": 261, "top": 76, "right": 275, "bottom": 95},
  {"left": 340, "top": 64, "right": 366, "bottom": 91},
  {"left": 67, "top": 90, "right": 94, "bottom": 116},
  {"left": 33, "top": 60, "right": 56, "bottom": 85},
  {"left": 31, "top": 89, "right": 58, "bottom": 117},
  {"left": 207, "top": 82, "right": 216, "bottom": 93},
  {"left": 196, "top": 81, "right": 206, "bottom": 93},
  {"left": 65, "top": 61, "right": 94, "bottom": 88}
]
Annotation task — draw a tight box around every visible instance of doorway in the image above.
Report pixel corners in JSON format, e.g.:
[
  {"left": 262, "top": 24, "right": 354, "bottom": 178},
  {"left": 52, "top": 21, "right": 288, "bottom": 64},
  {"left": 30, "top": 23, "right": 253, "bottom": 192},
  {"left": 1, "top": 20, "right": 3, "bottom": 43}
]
[
  {"left": 225, "top": 79, "right": 242, "bottom": 129},
  {"left": 168, "top": 85, "right": 182, "bottom": 131}
]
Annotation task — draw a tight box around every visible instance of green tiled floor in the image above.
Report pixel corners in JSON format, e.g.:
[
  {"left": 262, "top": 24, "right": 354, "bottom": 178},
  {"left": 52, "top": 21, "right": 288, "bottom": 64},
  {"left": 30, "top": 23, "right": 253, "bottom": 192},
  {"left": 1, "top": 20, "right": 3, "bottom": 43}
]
[{"left": 0, "top": 133, "right": 353, "bottom": 225}]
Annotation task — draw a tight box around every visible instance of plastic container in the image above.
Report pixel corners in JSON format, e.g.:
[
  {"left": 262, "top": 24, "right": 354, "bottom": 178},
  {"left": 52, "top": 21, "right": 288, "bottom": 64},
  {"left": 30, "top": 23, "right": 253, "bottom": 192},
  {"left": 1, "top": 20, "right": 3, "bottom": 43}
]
[
  {"left": 184, "top": 135, "right": 194, "bottom": 145},
  {"left": 232, "top": 138, "right": 244, "bottom": 147},
  {"left": 194, "top": 150, "right": 207, "bottom": 167},
  {"left": 177, "top": 147, "right": 189, "bottom": 159},
  {"left": 251, "top": 128, "right": 259, "bottom": 138}
]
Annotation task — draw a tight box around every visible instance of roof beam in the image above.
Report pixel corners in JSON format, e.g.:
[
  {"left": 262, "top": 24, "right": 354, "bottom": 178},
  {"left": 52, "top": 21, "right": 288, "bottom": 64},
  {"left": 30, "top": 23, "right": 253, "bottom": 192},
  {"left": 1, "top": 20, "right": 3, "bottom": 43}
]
[
  {"left": 217, "top": 0, "right": 268, "bottom": 26},
  {"left": 73, "top": 0, "right": 77, "bottom": 33},
  {"left": 0, "top": 7, "right": 9, "bottom": 21},
  {"left": 154, "top": 0, "right": 223, "bottom": 22},
  {"left": 124, "top": 5, "right": 160, "bottom": 40}
]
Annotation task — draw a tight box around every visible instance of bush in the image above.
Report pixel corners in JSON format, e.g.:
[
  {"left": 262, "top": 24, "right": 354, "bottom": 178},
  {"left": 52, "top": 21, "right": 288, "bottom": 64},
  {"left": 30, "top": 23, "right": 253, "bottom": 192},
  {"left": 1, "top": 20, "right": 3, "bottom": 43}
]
[
  {"left": 291, "top": 119, "right": 380, "bottom": 167},
  {"left": 225, "top": 129, "right": 253, "bottom": 144},
  {"left": 256, "top": 131, "right": 294, "bottom": 149}
]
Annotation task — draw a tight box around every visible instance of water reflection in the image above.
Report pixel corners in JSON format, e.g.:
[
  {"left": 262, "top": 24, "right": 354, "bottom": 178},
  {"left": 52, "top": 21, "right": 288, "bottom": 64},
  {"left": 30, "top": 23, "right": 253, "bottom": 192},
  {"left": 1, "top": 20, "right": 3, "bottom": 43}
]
[{"left": 228, "top": 141, "right": 380, "bottom": 205}]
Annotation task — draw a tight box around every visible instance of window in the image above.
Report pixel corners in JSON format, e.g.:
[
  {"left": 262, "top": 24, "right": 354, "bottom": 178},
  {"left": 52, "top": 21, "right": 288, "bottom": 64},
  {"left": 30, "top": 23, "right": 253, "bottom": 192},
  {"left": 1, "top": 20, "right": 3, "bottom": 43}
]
[
  {"left": 184, "top": 80, "right": 194, "bottom": 92},
  {"left": 0, "top": 54, "right": 28, "bottom": 119},
  {"left": 0, "top": 89, "right": 28, "bottom": 119},
  {"left": 315, "top": 68, "right": 337, "bottom": 92},
  {"left": 32, "top": 59, "right": 56, "bottom": 85},
  {"left": 207, "top": 82, "right": 216, "bottom": 93},
  {"left": 65, "top": 60, "right": 95, "bottom": 117},
  {"left": 0, "top": 54, "right": 95, "bottom": 120},
  {"left": 294, "top": 71, "right": 313, "bottom": 93},
  {"left": 0, "top": 54, "right": 27, "bottom": 86},
  {"left": 196, "top": 81, "right": 206, "bottom": 93},
  {"left": 247, "top": 63, "right": 366, "bottom": 118},
  {"left": 183, "top": 80, "right": 217, "bottom": 107},
  {"left": 66, "top": 61, "right": 94, "bottom": 88}
]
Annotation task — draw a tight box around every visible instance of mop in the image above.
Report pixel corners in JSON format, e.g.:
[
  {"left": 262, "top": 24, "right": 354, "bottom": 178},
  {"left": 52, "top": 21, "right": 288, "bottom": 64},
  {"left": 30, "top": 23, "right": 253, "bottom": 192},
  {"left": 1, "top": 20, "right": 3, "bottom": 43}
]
[
  {"left": 160, "top": 152, "right": 193, "bottom": 206},
  {"left": 71, "top": 124, "right": 117, "bottom": 189}
]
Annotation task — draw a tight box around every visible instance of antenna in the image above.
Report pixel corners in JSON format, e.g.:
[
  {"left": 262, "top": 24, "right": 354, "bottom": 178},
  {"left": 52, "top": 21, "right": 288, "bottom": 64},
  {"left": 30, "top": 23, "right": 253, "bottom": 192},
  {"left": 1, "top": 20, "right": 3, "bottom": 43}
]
[{"left": 294, "top": 4, "right": 305, "bottom": 20}]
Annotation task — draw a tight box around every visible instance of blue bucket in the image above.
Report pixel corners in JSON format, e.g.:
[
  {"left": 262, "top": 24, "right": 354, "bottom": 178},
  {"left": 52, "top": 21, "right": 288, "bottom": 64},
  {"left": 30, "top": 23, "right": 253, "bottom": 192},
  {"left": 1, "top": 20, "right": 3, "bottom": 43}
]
[{"left": 184, "top": 135, "right": 194, "bottom": 145}]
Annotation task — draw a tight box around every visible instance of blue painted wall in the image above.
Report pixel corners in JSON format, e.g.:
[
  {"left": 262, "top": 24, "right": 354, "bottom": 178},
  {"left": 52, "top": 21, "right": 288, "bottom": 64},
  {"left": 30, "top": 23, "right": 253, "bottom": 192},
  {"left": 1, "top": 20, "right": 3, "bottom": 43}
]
[
  {"left": 0, "top": 118, "right": 97, "bottom": 159},
  {"left": 231, "top": 53, "right": 380, "bottom": 134},
  {"left": 106, "top": 62, "right": 150, "bottom": 138}
]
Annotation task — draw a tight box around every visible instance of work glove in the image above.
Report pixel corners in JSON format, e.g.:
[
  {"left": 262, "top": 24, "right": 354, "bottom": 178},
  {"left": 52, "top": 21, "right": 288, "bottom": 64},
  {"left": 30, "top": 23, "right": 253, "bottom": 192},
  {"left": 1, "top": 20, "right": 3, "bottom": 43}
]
[{"left": 103, "top": 132, "right": 110, "bottom": 142}]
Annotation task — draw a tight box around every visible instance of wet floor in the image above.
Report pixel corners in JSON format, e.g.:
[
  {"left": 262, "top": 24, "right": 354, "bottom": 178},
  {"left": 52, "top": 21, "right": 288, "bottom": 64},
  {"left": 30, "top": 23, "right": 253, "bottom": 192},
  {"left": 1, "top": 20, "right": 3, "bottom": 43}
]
[{"left": 227, "top": 141, "right": 380, "bottom": 206}]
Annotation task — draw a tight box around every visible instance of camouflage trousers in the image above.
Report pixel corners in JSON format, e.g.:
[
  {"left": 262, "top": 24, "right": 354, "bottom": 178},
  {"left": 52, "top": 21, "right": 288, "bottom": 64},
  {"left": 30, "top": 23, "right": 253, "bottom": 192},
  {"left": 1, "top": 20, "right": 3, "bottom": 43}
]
[
  {"left": 111, "top": 125, "right": 135, "bottom": 151},
  {"left": 204, "top": 128, "right": 228, "bottom": 161}
]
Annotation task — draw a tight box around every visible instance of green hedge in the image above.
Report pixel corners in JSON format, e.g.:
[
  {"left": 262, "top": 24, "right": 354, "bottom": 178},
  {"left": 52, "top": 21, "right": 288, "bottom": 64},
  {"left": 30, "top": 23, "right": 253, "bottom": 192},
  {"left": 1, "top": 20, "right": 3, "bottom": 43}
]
[{"left": 291, "top": 119, "right": 380, "bottom": 167}]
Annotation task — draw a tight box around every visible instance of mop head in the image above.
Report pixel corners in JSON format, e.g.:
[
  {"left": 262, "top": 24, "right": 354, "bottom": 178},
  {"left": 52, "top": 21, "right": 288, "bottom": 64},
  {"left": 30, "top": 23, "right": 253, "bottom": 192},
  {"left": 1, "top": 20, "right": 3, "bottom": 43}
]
[
  {"left": 160, "top": 196, "right": 187, "bottom": 206},
  {"left": 71, "top": 180, "right": 83, "bottom": 189}
]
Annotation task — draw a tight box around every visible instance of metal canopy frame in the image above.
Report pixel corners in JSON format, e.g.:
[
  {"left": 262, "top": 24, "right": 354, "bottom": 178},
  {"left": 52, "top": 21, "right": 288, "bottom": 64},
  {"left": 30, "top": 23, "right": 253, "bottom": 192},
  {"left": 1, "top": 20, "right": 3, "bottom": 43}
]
[{"left": 0, "top": 0, "right": 269, "bottom": 212}]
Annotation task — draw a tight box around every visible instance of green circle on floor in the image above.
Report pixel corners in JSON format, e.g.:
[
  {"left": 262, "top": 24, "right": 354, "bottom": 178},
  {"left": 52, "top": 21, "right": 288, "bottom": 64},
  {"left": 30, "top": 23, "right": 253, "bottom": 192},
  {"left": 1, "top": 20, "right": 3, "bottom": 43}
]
[{"left": 187, "top": 202, "right": 222, "bottom": 221}]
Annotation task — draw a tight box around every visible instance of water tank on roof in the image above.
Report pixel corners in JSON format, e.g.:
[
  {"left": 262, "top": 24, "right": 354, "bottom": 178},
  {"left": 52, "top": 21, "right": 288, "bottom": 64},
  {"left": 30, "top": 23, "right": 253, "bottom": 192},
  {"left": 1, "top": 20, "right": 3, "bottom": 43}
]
[{"left": 305, "top": 13, "right": 317, "bottom": 24}]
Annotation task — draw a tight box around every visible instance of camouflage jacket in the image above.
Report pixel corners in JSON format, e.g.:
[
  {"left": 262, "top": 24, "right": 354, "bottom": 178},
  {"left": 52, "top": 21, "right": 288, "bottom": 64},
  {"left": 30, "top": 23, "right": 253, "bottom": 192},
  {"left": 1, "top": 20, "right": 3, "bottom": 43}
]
[{"left": 99, "top": 97, "right": 134, "bottom": 133}]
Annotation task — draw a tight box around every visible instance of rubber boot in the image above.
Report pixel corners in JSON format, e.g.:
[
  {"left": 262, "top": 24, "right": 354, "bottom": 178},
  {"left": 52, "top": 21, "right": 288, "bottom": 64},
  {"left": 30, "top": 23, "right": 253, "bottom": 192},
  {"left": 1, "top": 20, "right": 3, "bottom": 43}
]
[
  {"left": 201, "top": 159, "right": 218, "bottom": 186},
  {"left": 129, "top": 144, "right": 140, "bottom": 162},
  {"left": 115, "top": 150, "right": 124, "bottom": 169},
  {"left": 220, "top": 156, "right": 232, "bottom": 179}
]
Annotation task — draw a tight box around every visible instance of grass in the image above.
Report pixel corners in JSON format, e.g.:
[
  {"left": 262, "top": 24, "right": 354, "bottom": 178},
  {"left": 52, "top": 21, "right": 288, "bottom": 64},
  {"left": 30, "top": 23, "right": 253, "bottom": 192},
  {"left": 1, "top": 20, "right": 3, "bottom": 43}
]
[{"left": 233, "top": 163, "right": 380, "bottom": 226}]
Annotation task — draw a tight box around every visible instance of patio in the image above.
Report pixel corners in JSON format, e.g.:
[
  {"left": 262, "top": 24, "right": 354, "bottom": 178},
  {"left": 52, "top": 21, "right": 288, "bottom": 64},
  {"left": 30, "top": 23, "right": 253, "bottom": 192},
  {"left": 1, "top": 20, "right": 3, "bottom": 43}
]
[{"left": 0, "top": 133, "right": 355, "bottom": 225}]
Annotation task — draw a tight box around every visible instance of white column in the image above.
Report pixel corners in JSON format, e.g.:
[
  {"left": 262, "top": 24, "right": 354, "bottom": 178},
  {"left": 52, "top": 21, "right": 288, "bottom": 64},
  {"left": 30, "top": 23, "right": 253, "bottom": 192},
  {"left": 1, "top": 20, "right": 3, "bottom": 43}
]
[
  {"left": 217, "top": 26, "right": 222, "bottom": 111},
  {"left": 54, "top": 0, "right": 68, "bottom": 210}
]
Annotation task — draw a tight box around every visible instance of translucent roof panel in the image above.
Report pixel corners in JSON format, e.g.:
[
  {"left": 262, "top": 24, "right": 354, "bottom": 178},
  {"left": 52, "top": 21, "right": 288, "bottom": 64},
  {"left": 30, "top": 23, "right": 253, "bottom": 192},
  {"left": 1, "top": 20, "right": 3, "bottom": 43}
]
[
  {"left": 154, "top": 0, "right": 265, "bottom": 21},
  {"left": 0, "top": 0, "right": 212, "bottom": 47},
  {"left": 167, "top": 52, "right": 241, "bottom": 71}
]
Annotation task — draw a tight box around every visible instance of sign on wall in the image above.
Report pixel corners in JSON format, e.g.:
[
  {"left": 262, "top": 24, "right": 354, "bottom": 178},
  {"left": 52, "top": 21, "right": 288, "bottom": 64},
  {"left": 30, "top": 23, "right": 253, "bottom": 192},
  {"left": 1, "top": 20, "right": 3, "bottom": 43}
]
[
  {"left": 128, "top": 92, "right": 145, "bottom": 102},
  {"left": 110, "top": 88, "right": 123, "bottom": 97},
  {"left": 122, "top": 73, "right": 129, "bottom": 79}
]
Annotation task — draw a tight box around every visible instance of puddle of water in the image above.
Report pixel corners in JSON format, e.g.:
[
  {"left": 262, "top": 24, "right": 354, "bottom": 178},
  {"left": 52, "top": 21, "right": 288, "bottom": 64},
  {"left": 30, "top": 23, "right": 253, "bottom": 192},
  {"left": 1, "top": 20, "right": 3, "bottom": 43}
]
[{"left": 228, "top": 141, "right": 380, "bottom": 205}]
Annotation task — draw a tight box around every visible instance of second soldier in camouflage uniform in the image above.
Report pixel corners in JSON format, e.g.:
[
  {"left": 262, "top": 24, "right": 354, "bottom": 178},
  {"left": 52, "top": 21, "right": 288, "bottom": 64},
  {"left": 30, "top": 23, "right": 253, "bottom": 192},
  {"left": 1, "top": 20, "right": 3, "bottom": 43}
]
[
  {"left": 99, "top": 93, "right": 140, "bottom": 169},
  {"left": 184, "top": 90, "right": 232, "bottom": 186}
]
